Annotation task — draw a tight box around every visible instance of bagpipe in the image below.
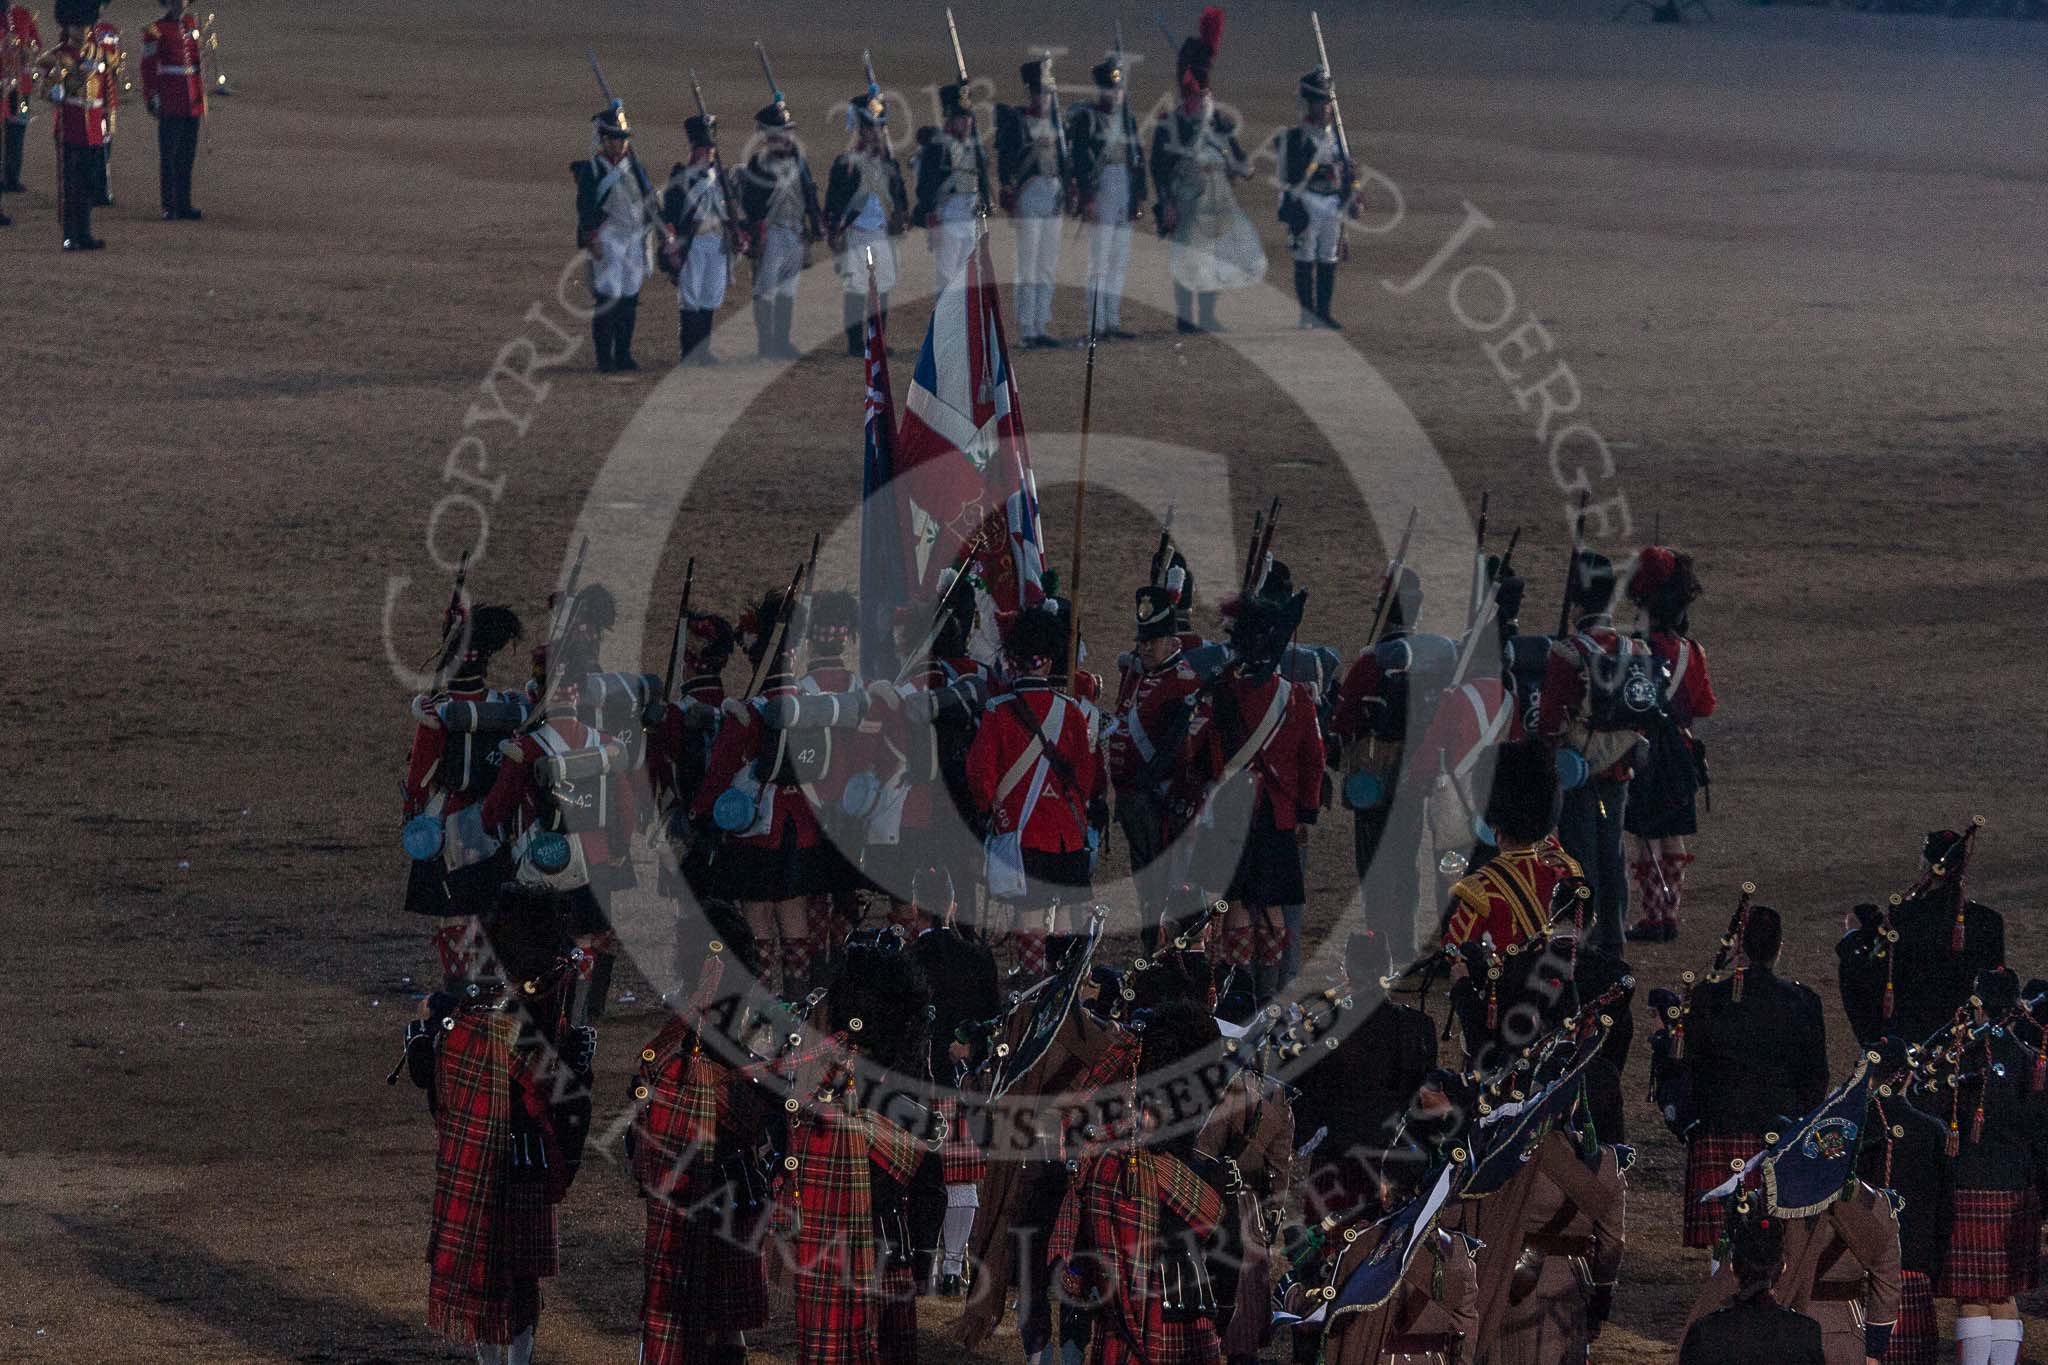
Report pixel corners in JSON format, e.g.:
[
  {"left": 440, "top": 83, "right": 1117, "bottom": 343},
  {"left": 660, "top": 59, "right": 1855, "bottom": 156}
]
[{"left": 1644, "top": 880, "right": 1754, "bottom": 1139}]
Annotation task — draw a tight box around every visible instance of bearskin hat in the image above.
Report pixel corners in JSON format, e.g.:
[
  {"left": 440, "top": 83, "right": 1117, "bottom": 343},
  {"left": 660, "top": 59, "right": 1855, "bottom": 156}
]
[
  {"left": 1382, "top": 564, "right": 1422, "bottom": 632},
  {"left": 1976, "top": 965, "right": 2021, "bottom": 1015},
  {"left": 740, "top": 587, "right": 793, "bottom": 669},
  {"left": 1002, "top": 602, "right": 1065, "bottom": 669},
  {"left": 685, "top": 612, "right": 736, "bottom": 672},
  {"left": 1627, "top": 546, "right": 1701, "bottom": 628},
  {"left": 685, "top": 114, "right": 717, "bottom": 149},
  {"left": 1225, "top": 589, "right": 1307, "bottom": 669},
  {"left": 1482, "top": 739, "right": 1560, "bottom": 844},
  {"left": 828, "top": 934, "right": 932, "bottom": 1078},
  {"left": 1565, "top": 550, "right": 1616, "bottom": 617},
  {"left": 568, "top": 583, "right": 617, "bottom": 639},
  {"left": 1176, "top": 7, "right": 1224, "bottom": 96},
  {"left": 807, "top": 588, "right": 859, "bottom": 639},
  {"left": 1487, "top": 555, "right": 1525, "bottom": 623},
  {"left": 480, "top": 883, "right": 578, "bottom": 986},
  {"left": 460, "top": 605, "right": 523, "bottom": 664}
]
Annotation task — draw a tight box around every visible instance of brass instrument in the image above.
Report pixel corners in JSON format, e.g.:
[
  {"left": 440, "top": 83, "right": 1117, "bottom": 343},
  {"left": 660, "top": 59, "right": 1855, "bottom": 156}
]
[{"left": 202, "top": 12, "right": 231, "bottom": 96}]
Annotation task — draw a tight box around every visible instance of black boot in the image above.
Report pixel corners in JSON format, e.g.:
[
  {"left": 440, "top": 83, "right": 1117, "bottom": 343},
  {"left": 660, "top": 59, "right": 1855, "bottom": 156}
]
[
  {"left": 1294, "top": 262, "right": 1316, "bottom": 328},
  {"left": 753, "top": 298, "right": 775, "bottom": 360},
  {"left": 614, "top": 293, "right": 640, "bottom": 371},
  {"left": 0, "top": 122, "right": 23, "bottom": 192},
  {"left": 693, "top": 309, "right": 719, "bottom": 364},
  {"left": 591, "top": 296, "right": 616, "bottom": 372},
  {"left": 773, "top": 296, "right": 799, "bottom": 359},
  {"left": 677, "top": 310, "right": 696, "bottom": 365},
  {"left": 1316, "top": 262, "right": 1340, "bottom": 329},
  {"left": 1198, "top": 291, "right": 1223, "bottom": 332},
  {"left": 1173, "top": 284, "right": 1198, "bottom": 334}
]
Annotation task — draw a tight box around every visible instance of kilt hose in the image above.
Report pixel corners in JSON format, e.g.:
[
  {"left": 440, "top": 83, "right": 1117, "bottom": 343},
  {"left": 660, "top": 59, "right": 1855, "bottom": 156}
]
[
  {"left": 1940, "top": 1187, "right": 2043, "bottom": 1301},
  {"left": 1683, "top": 1132, "right": 1762, "bottom": 1249},
  {"left": 1882, "top": 1269, "right": 1936, "bottom": 1365},
  {"left": 427, "top": 1010, "right": 557, "bottom": 1345}
]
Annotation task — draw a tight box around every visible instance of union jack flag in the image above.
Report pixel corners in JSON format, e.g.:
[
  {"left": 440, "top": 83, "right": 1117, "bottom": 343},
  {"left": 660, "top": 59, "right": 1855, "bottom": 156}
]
[{"left": 894, "top": 230, "right": 1044, "bottom": 648}]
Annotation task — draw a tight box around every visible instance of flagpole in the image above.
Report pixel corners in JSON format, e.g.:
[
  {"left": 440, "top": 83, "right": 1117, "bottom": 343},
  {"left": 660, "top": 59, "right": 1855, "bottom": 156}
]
[{"left": 1065, "top": 311, "right": 1100, "bottom": 683}]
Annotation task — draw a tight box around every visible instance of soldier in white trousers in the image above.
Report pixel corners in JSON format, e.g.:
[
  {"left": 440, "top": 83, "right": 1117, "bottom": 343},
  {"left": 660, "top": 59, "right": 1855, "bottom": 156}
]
[
  {"left": 825, "top": 88, "right": 908, "bottom": 356},
  {"left": 1066, "top": 53, "right": 1145, "bottom": 339},
  {"left": 661, "top": 115, "right": 737, "bottom": 365},
  {"left": 996, "top": 60, "right": 1070, "bottom": 348},
  {"left": 912, "top": 81, "right": 986, "bottom": 292},
  {"left": 738, "top": 98, "right": 821, "bottom": 361},
  {"left": 572, "top": 103, "right": 654, "bottom": 373},
  {"left": 1276, "top": 69, "right": 1356, "bottom": 330}
]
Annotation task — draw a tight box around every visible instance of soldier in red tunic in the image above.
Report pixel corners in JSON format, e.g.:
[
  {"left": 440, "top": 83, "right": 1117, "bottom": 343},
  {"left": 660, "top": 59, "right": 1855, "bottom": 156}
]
[
  {"left": 401, "top": 604, "right": 526, "bottom": 981},
  {"left": 0, "top": 1, "right": 40, "bottom": 200},
  {"left": 645, "top": 612, "right": 734, "bottom": 912},
  {"left": 966, "top": 604, "right": 1107, "bottom": 979},
  {"left": 1108, "top": 584, "right": 1205, "bottom": 953},
  {"left": 35, "top": 0, "right": 111, "bottom": 250},
  {"left": 1181, "top": 589, "right": 1325, "bottom": 1006},
  {"left": 139, "top": 0, "right": 206, "bottom": 220},
  {"left": 1623, "top": 546, "right": 1718, "bottom": 943},
  {"left": 1440, "top": 739, "right": 1581, "bottom": 952}
]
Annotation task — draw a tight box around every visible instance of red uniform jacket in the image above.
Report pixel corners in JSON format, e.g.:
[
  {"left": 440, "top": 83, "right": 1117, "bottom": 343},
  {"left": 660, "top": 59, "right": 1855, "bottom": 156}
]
[
  {"left": 86, "top": 19, "right": 116, "bottom": 120},
  {"left": 1330, "top": 644, "right": 1393, "bottom": 746},
  {"left": 965, "top": 679, "right": 1103, "bottom": 855},
  {"left": 1644, "top": 628, "right": 1716, "bottom": 724},
  {"left": 1536, "top": 616, "right": 1643, "bottom": 781},
  {"left": 1183, "top": 672, "right": 1325, "bottom": 831},
  {"left": 1441, "top": 837, "right": 1583, "bottom": 950},
  {"left": 401, "top": 684, "right": 521, "bottom": 820},
  {"left": 691, "top": 675, "right": 826, "bottom": 853},
  {"left": 1105, "top": 651, "right": 1204, "bottom": 795},
  {"left": 139, "top": 11, "right": 205, "bottom": 118},
  {"left": 479, "top": 705, "right": 637, "bottom": 867},
  {"left": 645, "top": 674, "right": 726, "bottom": 816},
  {"left": 4, "top": 7, "right": 43, "bottom": 125},
  {"left": 1415, "top": 677, "right": 1522, "bottom": 788},
  {"left": 39, "top": 36, "right": 112, "bottom": 146}
]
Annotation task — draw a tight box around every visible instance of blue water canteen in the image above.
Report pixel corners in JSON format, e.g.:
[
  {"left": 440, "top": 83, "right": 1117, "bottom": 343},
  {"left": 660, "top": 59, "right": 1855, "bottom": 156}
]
[
  {"left": 713, "top": 787, "right": 758, "bottom": 833},
  {"left": 840, "top": 770, "right": 882, "bottom": 818},
  {"left": 402, "top": 815, "right": 444, "bottom": 862},
  {"left": 528, "top": 831, "right": 573, "bottom": 874},
  {"left": 1556, "top": 748, "right": 1590, "bottom": 792},
  {"left": 1343, "top": 770, "right": 1384, "bottom": 810},
  {"left": 1474, "top": 816, "right": 1496, "bottom": 847}
]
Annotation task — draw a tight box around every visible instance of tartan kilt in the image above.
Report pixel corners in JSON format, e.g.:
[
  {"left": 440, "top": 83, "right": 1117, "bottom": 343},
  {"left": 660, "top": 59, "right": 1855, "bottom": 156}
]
[
  {"left": 1939, "top": 1187, "right": 2042, "bottom": 1300},
  {"left": 642, "top": 1195, "right": 770, "bottom": 1365},
  {"left": 938, "top": 1099, "right": 988, "bottom": 1185},
  {"left": 878, "top": 1260, "right": 919, "bottom": 1365},
  {"left": 1092, "top": 1274, "right": 1221, "bottom": 1365},
  {"left": 1882, "top": 1269, "right": 1936, "bottom": 1365},
  {"left": 1683, "top": 1132, "right": 1762, "bottom": 1249}
]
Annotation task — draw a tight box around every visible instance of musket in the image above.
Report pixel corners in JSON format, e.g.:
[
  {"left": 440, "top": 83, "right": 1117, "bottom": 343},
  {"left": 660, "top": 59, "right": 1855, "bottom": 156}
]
[
  {"left": 1250, "top": 497, "right": 1281, "bottom": 595},
  {"left": 1467, "top": 490, "right": 1490, "bottom": 630},
  {"left": 1364, "top": 507, "right": 1420, "bottom": 646},
  {"left": 1556, "top": 491, "right": 1590, "bottom": 638},
  {"left": 661, "top": 557, "right": 697, "bottom": 705},
  {"left": 744, "top": 558, "right": 810, "bottom": 701},
  {"left": 1041, "top": 50, "right": 1073, "bottom": 196},
  {"left": 944, "top": 8, "right": 994, "bottom": 214},
  {"left": 754, "top": 41, "right": 825, "bottom": 242},
  {"left": 1308, "top": 12, "right": 1355, "bottom": 201},
  {"left": 688, "top": 69, "right": 751, "bottom": 260},
  {"left": 788, "top": 532, "right": 824, "bottom": 678},
  {"left": 892, "top": 527, "right": 991, "bottom": 685},
  {"left": 424, "top": 549, "right": 472, "bottom": 680},
  {"left": 586, "top": 46, "right": 617, "bottom": 109},
  {"left": 521, "top": 536, "right": 590, "bottom": 732},
  {"left": 1065, "top": 318, "right": 1101, "bottom": 682},
  {"left": 1239, "top": 505, "right": 1265, "bottom": 595}
]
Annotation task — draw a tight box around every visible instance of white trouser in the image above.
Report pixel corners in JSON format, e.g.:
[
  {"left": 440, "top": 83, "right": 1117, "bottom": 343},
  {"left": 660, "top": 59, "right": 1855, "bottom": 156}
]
[
  {"left": 1086, "top": 167, "right": 1133, "bottom": 329},
  {"left": 678, "top": 235, "right": 730, "bottom": 311},
  {"left": 941, "top": 1181, "right": 979, "bottom": 1277},
  {"left": 1013, "top": 175, "right": 1064, "bottom": 338},
  {"left": 838, "top": 225, "right": 896, "bottom": 294},
  {"left": 475, "top": 1327, "right": 533, "bottom": 1365},
  {"left": 932, "top": 193, "right": 979, "bottom": 289},
  {"left": 752, "top": 223, "right": 803, "bottom": 301},
  {"left": 1293, "top": 191, "right": 1344, "bottom": 264}
]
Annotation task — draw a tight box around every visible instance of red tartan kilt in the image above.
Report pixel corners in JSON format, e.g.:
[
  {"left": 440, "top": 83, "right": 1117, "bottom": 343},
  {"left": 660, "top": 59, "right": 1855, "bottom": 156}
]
[
  {"left": 502, "top": 1174, "right": 559, "bottom": 1280},
  {"left": 938, "top": 1099, "right": 988, "bottom": 1185},
  {"left": 642, "top": 1200, "right": 769, "bottom": 1364},
  {"left": 1682, "top": 1132, "right": 1761, "bottom": 1249},
  {"left": 1882, "top": 1270, "right": 1936, "bottom": 1365},
  {"left": 1940, "top": 1187, "right": 2042, "bottom": 1301}
]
